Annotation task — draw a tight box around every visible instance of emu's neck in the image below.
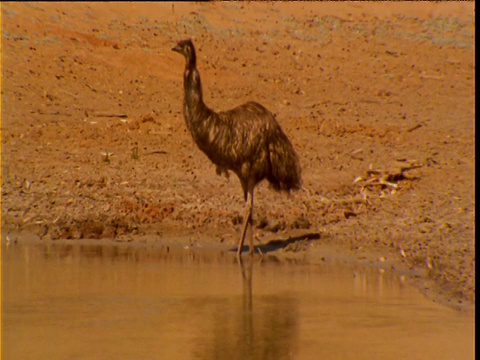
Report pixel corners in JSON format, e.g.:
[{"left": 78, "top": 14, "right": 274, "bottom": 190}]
[{"left": 183, "top": 61, "right": 211, "bottom": 129}]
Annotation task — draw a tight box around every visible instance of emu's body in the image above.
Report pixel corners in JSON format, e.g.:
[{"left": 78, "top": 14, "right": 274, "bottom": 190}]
[{"left": 172, "top": 39, "right": 301, "bottom": 256}]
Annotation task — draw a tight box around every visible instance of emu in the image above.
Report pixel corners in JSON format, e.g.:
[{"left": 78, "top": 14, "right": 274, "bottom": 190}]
[{"left": 172, "top": 39, "right": 301, "bottom": 256}]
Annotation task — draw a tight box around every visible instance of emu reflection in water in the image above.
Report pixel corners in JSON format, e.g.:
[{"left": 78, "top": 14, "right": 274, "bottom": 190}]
[
  {"left": 240, "top": 255, "right": 254, "bottom": 354},
  {"left": 199, "top": 255, "right": 298, "bottom": 359}
]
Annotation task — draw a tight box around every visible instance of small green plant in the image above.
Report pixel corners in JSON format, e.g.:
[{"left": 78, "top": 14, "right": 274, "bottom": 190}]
[
  {"left": 101, "top": 151, "right": 112, "bottom": 164},
  {"left": 132, "top": 146, "right": 139, "bottom": 160}
]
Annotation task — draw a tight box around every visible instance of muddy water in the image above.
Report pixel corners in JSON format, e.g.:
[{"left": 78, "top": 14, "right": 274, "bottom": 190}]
[{"left": 2, "top": 242, "right": 473, "bottom": 360}]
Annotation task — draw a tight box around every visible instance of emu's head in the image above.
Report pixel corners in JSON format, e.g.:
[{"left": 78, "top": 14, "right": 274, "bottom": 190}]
[{"left": 172, "top": 39, "right": 196, "bottom": 65}]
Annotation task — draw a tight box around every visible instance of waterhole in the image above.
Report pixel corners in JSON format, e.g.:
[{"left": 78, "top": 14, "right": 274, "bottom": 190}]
[{"left": 2, "top": 242, "right": 473, "bottom": 359}]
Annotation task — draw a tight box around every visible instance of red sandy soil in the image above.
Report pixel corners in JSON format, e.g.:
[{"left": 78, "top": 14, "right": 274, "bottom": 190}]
[{"left": 1, "top": 2, "right": 474, "bottom": 308}]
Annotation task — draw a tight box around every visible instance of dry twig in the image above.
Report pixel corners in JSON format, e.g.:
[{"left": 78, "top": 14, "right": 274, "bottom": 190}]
[{"left": 354, "top": 160, "right": 422, "bottom": 196}]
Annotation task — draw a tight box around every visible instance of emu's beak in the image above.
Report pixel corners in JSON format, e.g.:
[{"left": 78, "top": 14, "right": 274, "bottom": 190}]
[{"left": 172, "top": 44, "right": 181, "bottom": 53}]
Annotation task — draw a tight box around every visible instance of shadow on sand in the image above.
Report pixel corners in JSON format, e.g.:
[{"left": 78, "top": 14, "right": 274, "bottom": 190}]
[{"left": 235, "top": 232, "right": 321, "bottom": 255}]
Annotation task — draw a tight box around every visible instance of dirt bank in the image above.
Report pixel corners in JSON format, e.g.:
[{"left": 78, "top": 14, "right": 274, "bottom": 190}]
[{"left": 1, "top": 2, "right": 474, "bottom": 308}]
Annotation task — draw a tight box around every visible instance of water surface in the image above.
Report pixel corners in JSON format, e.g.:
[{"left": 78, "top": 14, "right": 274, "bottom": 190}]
[{"left": 2, "top": 242, "right": 474, "bottom": 359}]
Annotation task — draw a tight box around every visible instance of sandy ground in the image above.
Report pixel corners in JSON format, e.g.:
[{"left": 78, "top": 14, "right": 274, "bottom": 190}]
[{"left": 1, "top": 2, "right": 475, "bottom": 309}]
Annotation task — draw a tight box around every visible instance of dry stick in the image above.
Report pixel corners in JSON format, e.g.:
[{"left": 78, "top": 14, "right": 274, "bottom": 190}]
[
  {"left": 30, "top": 110, "right": 72, "bottom": 116},
  {"left": 91, "top": 111, "right": 128, "bottom": 118},
  {"left": 406, "top": 124, "right": 422, "bottom": 133},
  {"left": 361, "top": 182, "right": 397, "bottom": 190},
  {"left": 349, "top": 148, "right": 364, "bottom": 160},
  {"left": 145, "top": 150, "right": 168, "bottom": 155},
  {"left": 349, "top": 148, "right": 363, "bottom": 155},
  {"left": 320, "top": 162, "right": 422, "bottom": 215},
  {"left": 399, "top": 164, "right": 423, "bottom": 172}
]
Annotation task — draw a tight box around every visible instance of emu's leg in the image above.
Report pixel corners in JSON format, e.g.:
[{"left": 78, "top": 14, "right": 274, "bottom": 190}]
[
  {"left": 238, "top": 188, "right": 254, "bottom": 257},
  {"left": 247, "top": 188, "right": 254, "bottom": 255}
]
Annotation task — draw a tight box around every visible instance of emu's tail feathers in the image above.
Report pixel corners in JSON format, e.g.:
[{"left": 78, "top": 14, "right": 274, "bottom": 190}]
[{"left": 266, "top": 129, "right": 302, "bottom": 192}]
